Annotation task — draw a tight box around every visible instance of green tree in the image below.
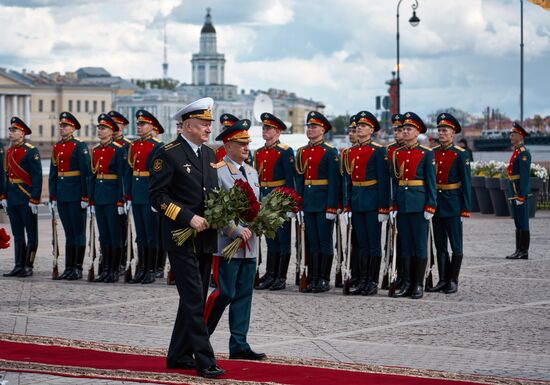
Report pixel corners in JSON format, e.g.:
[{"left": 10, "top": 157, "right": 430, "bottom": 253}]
[{"left": 330, "top": 115, "right": 350, "bottom": 135}]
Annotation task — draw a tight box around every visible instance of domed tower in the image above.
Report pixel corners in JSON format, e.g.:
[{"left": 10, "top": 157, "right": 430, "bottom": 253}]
[{"left": 191, "top": 8, "right": 226, "bottom": 86}]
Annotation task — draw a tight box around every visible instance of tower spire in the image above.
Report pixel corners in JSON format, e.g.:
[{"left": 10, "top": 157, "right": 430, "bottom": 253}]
[{"left": 162, "top": 21, "right": 168, "bottom": 79}]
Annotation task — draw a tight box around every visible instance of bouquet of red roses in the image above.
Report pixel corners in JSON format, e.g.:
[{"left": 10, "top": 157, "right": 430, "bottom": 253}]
[
  {"left": 0, "top": 228, "right": 11, "bottom": 249},
  {"left": 171, "top": 179, "right": 260, "bottom": 248},
  {"left": 221, "top": 186, "right": 302, "bottom": 260}
]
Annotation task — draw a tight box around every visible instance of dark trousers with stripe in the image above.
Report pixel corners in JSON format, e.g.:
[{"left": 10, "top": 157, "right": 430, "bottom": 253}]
[
  {"left": 205, "top": 256, "right": 256, "bottom": 354},
  {"left": 7, "top": 204, "right": 38, "bottom": 250},
  {"left": 397, "top": 212, "right": 428, "bottom": 260},
  {"left": 304, "top": 212, "right": 334, "bottom": 255},
  {"left": 132, "top": 203, "right": 154, "bottom": 248},
  {"left": 352, "top": 210, "right": 382, "bottom": 257},
  {"left": 433, "top": 216, "right": 463, "bottom": 255},
  {"left": 57, "top": 201, "right": 86, "bottom": 246},
  {"left": 95, "top": 204, "right": 122, "bottom": 248},
  {"left": 265, "top": 220, "right": 291, "bottom": 254},
  {"left": 512, "top": 201, "right": 529, "bottom": 230},
  {"left": 166, "top": 250, "right": 214, "bottom": 370}
]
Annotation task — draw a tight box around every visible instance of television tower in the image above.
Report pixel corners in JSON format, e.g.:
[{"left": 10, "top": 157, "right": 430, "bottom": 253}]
[{"left": 162, "top": 21, "right": 168, "bottom": 78}]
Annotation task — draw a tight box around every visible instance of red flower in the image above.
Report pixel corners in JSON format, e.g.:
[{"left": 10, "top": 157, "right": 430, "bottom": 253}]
[{"left": 0, "top": 228, "right": 10, "bottom": 249}]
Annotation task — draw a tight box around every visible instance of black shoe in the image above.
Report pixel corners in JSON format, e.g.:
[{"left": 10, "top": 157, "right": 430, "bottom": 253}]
[
  {"left": 229, "top": 349, "right": 267, "bottom": 361},
  {"left": 411, "top": 284, "right": 424, "bottom": 299},
  {"left": 197, "top": 365, "right": 225, "bottom": 378},
  {"left": 362, "top": 281, "right": 378, "bottom": 296},
  {"left": 350, "top": 280, "right": 367, "bottom": 295},
  {"left": 313, "top": 278, "right": 330, "bottom": 293},
  {"left": 141, "top": 271, "right": 156, "bottom": 284},
  {"left": 304, "top": 279, "right": 318, "bottom": 293},
  {"left": 155, "top": 269, "right": 164, "bottom": 278},
  {"left": 65, "top": 270, "right": 79, "bottom": 281},
  {"left": 255, "top": 273, "right": 275, "bottom": 290},
  {"left": 167, "top": 361, "right": 196, "bottom": 369},
  {"left": 425, "top": 280, "right": 447, "bottom": 292},
  {"left": 17, "top": 267, "right": 33, "bottom": 277},
  {"left": 269, "top": 278, "right": 286, "bottom": 291},
  {"left": 3, "top": 267, "right": 23, "bottom": 277},
  {"left": 444, "top": 281, "right": 458, "bottom": 294}
]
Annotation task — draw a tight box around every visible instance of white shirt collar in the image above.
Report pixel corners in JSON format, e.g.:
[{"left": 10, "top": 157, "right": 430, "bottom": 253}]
[{"left": 180, "top": 134, "right": 201, "bottom": 155}]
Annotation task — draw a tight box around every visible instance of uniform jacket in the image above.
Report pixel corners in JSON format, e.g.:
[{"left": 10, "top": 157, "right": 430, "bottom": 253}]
[
  {"left": 343, "top": 140, "right": 390, "bottom": 213},
  {"left": 295, "top": 140, "right": 340, "bottom": 213},
  {"left": 507, "top": 143, "right": 531, "bottom": 202},
  {"left": 149, "top": 135, "right": 219, "bottom": 253},
  {"left": 216, "top": 157, "right": 260, "bottom": 259},
  {"left": 49, "top": 136, "right": 91, "bottom": 203},
  {"left": 115, "top": 136, "right": 132, "bottom": 198},
  {"left": 392, "top": 143, "right": 437, "bottom": 214},
  {"left": 89, "top": 141, "right": 126, "bottom": 206},
  {"left": 1, "top": 141, "right": 42, "bottom": 206},
  {"left": 254, "top": 140, "right": 295, "bottom": 198},
  {"left": 0, "top": 144, "right": 5, "bottom": 197},
  {"left": 433, "top": 143, "right": 472, "bottom": 218},
  {"left": 126, "top": 135, "right": 163, "bottom": 204}
]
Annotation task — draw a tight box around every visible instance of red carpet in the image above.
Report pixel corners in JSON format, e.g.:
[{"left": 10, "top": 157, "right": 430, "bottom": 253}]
[{"left": 0, "top": 333, "right": 536, "bottom": 385}]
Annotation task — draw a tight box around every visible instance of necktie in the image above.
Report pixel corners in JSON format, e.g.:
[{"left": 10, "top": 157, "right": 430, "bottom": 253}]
[
  {"left": 196, "top": 147, "right": 201, "bottom": 159},
  {"left": 239, "top": 166, "right": 248, "bottom": 181}
]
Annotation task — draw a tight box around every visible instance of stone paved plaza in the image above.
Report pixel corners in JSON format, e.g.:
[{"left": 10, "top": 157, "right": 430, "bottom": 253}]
[{"left": 1, "top": 211, "right": 549, "bottom": 385}]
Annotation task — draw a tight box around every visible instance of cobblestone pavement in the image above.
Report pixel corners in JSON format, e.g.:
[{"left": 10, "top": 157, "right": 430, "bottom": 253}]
[{"left": 1, "top": 211, "right": 549, "bottom": 384}]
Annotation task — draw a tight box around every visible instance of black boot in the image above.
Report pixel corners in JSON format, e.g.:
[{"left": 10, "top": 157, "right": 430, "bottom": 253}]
[
  {"left": 65, "top": 246, "right": 80, "bottom": 281},
  {"left": 393, "top": 256, "right": 411, "bottom": 298},
  {"left": 129, "top": 247, "right": 146, "bottom": 283},
  {"left": 74, "top": 245, "right": 86, "bottom": 280},
  {"left": 18, "top": 246, "right": 36, "bottom": 277},
  {"left": 505, "top": 230, "right": 521, "bottom": 259},
  {"left": 270, "top": 253, "right": 291, "bottom": 291},
  {"left": 142, "top": 248, "right": 157, "bottom": 284},
  {"left": 445, "top": 253, "right": 463, "bottom": 294},
  {"left": 315, "top": 253, "right": 333, "bottom": 293},
  {"left": 109, "top": 247, "right": 122, "bottom": 282},
  {"left": 54, "top": 245, "right": 74, "bottom": 280},
  {"left": 363, "top": 255, "right": 382, "bottom": 296},
  {"left": 426, "top": 253, "right": 450, "bottom": 292},
  {"left": 101, "top": 247, "right": 114, "bottom": 282},
  {"left": 304, "top": 253, "right": 319, "bottom": 293},
  {"left": 411, "top": 259, "right": 427, "bottom": 299},
  {"left": 256, "top": 252, "right": 277, "bottom": 290},
  {"left": 351, "top": 255, "right": 369, "bottom": 295},
  {"left": 155, "top": 248, "right": 166, "bottom": 278},
  {"left": 3, "top": 242, "right": 25, "bottom": 277},
  {"left": 515, "top": 230, "right": 530, "bottom": 260},
  {"left": 94, "top": 244, "right": 110, "bottom": 282}
]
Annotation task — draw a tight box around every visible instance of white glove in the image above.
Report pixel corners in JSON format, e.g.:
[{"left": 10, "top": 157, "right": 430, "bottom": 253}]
[
  {"left": 378, "top": 213, "right": 389, "bottom": 223},
  {"left": 336, "top": 208, "right": 342, "bottom": 214},
  {"left": 29, "top": 202, "right": 39, "bottom": 215},
  {"left": 0, "top": 199, "right": 7, "bottom": 210},
  {"left": 118, "top": 206, "right": 126, "bottom": 215},
  {"left": 81, "top": 200, "right": 89, "bottom": 209},
  {"left": 326, "top": 212, "right": 337, "bottom": 221},
  {"left": 125, "top": 200, "right": 132, "bottom": 212},
  {"left": 516, "top": 200, "right": 524, "bottom": 206},
  {"left": 48, "top": 200, "right": 57, "bottom": 214},
  {"left": 424, "top": 211, "right": 434, "bottom": 221},
  {"left": 389, "top": 210, "right": 397, "bottom": 224},
  {"left": 151, "top": 206, "right": 158, "bottom": 213},
  {"left": 343, "top": 211, "right": 352, "bottom": 226},
  {"left": 87, "top": 205, "right": 95, "bottom": 217},
  {"left": 286, "top": 211, "right": 296, "bottom": 218}
]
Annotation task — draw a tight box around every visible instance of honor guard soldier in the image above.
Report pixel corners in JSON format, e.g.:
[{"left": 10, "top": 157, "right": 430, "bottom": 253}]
[
  {"left": 386, "top": 114, "right": 405, "bottom": 290},
  {"left": 296, "top": 111, "right": 340, "bottom": 293},
  {"left": 126, "top": 110, "right": 163, "bottom": 284},
  {"left": 254, "top": 112, "right": 295, "bottom": 291},
  {"left": 341, "top": 115, "right": 360, "bottom": 286},
  {"left": 50, "top": 112, "right": 91, "bottom": 280},
  {"left": 390, "top": 112, "right": 436, "bottom": 299},
  {"left": 1, "top": 117, "right": 42, "bottom": 277},
  {"left": 505, "top": 122, "right": 531, "bottom": 260},
  {"left": 215, "top": 113, "right": 239, "bottom": 162},
  {"left": 426, "top": 113, "right": 471, "bottom": 294},
  {"left": 151, "top": 121, "right": 167, "bottom": 278},
  {"left": 108, "top": 110, "right": 131, "bottom": 274},
  {"left": 343, "top": 111, "right": 390, "bottom": 296},
  {"left": 150, "top": 97, "right": 224, "bottom": 378},
  {"left": 89, "top": 114, "right": 127, "bottom": 283}
]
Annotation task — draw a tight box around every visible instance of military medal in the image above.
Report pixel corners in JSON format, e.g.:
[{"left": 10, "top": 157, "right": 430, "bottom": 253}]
[{"left": 183, "top": 163, "right": 191, "bottom": 173}]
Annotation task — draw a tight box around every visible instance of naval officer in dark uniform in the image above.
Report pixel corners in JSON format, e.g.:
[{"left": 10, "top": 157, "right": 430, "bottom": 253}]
[{"left": 149, "top": 97, "right": 224, "bottom": 379}]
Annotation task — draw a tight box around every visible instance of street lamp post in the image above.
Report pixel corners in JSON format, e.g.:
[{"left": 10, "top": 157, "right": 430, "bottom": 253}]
[
  {"left": 520, "top": 0, "right": 524, "bottom": 125},
  {"left": 396, "top": 0, "right": 420, "bottom": 114}
]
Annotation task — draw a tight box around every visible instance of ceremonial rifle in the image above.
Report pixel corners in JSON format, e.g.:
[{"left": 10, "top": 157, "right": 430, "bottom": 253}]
[
  {"left": 253, "top": 236, "right": 262, "bottom": 288},
  {"left": 425, "top": 219, "right": 434, "bottom": 290},
  {"left": 294, "top": 215, "right": 302, "bottom": 286},
  {"left": 342, "top": 218, "right": 353, "bottom": 295},
  {"left": 86, "top": 211, "right": 97, "bottom": 282},
  {"left": 298, "top": 212, "right": 308, "bottom": 292},
  {"left": 335, "top": 214, "right": 344, "bottom": 288},
  {"left": 50, "top": 205, "right": 60, "bottom": 279},
  {"left": 387, "top": 221, "right": 399, "bottom": 297},
  {"left": 381, "top": 221, "right": 391, "bottom": 290}
]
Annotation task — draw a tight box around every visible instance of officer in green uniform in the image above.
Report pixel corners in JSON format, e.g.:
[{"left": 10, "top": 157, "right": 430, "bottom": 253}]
[
  {"left": 254, "top": 112, "right": 295, "bottom": 291},
  {"left": 1, "top": 117, "right": 42, "bottom": 277},
  {"left": 50, "top": 112, "right": 91, "bottom": 280},
  {"left": 343, "top": 111, "right": 390, "bottom": 296},
  {"left": 295, "top": 111, "right": 340, "bottom": 293},
  {"left": 427, "top": 113, "right": 471, "bottom": 294},
  {"left": 89, "top": 114, "right": 127, "bottom": 283},
  {"left": 505, "top": 122, "right": 531, "bottom": 260},
  {"left": 391, "top": 112, "right": 436, "bottom": 299}
]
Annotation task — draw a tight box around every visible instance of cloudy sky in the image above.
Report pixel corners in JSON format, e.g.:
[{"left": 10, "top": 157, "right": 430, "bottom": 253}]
[{"left": 1, "top": 0, "right": 549, "bottom": 120}]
